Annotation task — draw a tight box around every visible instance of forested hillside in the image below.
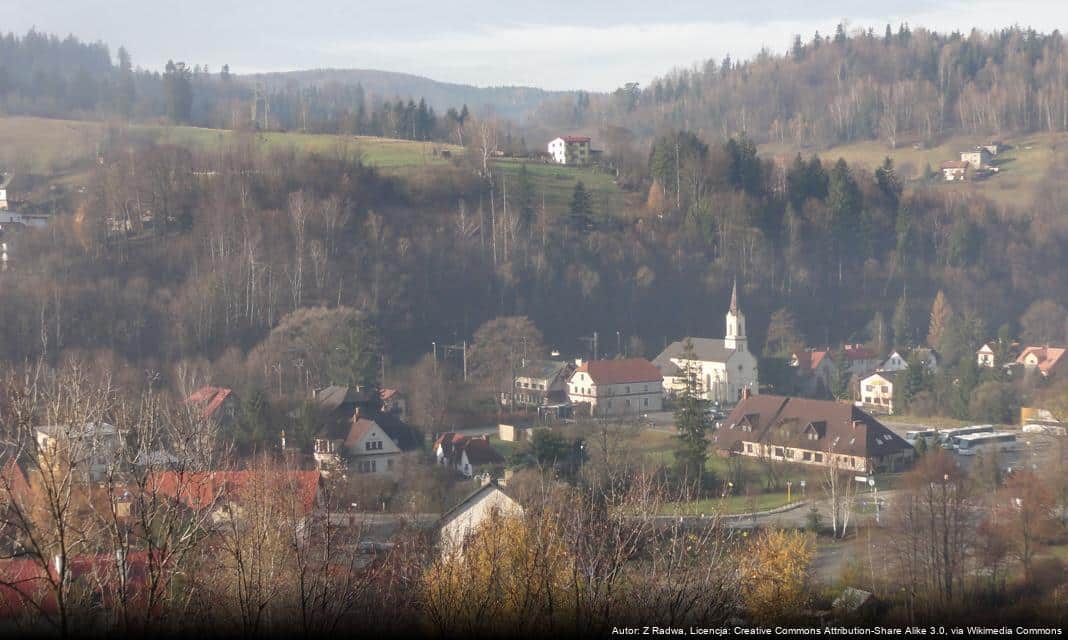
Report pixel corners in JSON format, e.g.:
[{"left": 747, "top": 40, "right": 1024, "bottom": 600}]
[
  {"left": 0, "top": 29, "right": 545, "bottom": 139},
  {"left": 535, "top": 25, "right": 1068, "bottom": 149}
]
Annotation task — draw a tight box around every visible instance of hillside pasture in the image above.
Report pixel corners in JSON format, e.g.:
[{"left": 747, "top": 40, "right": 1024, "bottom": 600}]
[{"left": 760, "top": 132, "right": 1068, "bottom": 209}]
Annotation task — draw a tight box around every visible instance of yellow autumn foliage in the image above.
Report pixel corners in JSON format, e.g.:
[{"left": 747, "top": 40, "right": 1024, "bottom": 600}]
[
  {"left": 423, "top": 511, "right": 576, "bottom": 635},
  {"left": 739, "top": 529, "right": 814, "bottom": 620}
]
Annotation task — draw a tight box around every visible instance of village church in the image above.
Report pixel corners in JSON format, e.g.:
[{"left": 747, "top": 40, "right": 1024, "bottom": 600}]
[{"left": 653, "top": 281, "right": 759, "bottom": 404}]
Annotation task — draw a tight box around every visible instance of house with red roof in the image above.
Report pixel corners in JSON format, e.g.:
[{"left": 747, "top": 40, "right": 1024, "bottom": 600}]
[
  {"left": 183, "top": 386, "right": 237, "bottom": 423},
  {"left": 567, "top": 358, "right": 663, "bottom": 417},
  {"left": 433, "top": 433, "right": 505, "bottom": 478},
  {"left": 149, "top": 469, "right": 321, "bottom": 525},
  {"left": 548, "top": 135, "right": 592, "bottom": 165},
  {"left": 1016, "top": 346, "right": 1068, "bottom": 378}
]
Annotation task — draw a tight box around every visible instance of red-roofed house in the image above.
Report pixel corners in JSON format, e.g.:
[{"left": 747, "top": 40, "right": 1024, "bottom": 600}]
[
  {"left": 0, "top": 550, "right": 162, "bottom": 623},
  {"left": 567, "top": 358, "right": 663, "bottom": 417},
  {"left": 184, "top": 386, "right": 237, "bottom": 422},
  {"left": 1016, "top": 346, "right": 1068, "bottom": 377},
  {"left": 149, "top": 469, "right": 321, "bottom": 524},
  {"left": 548, "top": 135, "right": 592, "bottom": 165},
  {"left": 433, "top": 433, "right": 505, "bottom": 478}
]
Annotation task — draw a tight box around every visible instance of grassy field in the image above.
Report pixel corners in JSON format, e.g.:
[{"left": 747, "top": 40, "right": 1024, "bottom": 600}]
[
  {"left": 0, "top": 115, "right": 463, "bottom": 173},
  {"left": 759, "top": 131, "right": 1068, "bottom": 209},
  {"left": 660, "top": 492, "right": 798, "bottom": 516},
  {"left": 490, "top": 158, "right": 629, "bottom": 219}
]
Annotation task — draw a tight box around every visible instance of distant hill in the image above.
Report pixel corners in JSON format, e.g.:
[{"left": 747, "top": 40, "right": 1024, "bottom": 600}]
[{"left": 251, "top": 68, "right": 573, "bottom": 122}]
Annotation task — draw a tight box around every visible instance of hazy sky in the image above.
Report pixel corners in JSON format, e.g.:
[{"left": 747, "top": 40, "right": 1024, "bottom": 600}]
[{"left": 2, "top": 1, "right": 1066, "bottom": 91}]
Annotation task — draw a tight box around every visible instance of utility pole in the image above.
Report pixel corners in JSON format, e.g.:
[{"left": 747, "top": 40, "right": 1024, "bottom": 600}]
[
  {"left": 617, "top": 331, "right": 622, "bottom": 357},
  {"left": 579, "top": 332, "right": 599, "bottom": 361},
  {"left": 443, "top": 342, "right": 468, "bottom": 382},
  {"left": 432, "top": 341, "right": 437, "bottom": 375}
]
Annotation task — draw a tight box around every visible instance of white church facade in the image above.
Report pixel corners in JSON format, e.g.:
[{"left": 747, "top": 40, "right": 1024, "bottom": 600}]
[{"left": 652, "top": 281, "right": 759, "bottom": 405}]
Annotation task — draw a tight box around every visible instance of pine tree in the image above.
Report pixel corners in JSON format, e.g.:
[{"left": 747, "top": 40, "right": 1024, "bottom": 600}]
[
  {"left": 568, "top": 181, "right": 595, "bottom": 230},
  {"left": 674, "top": 339, "right": 711, "bottom": 485}
]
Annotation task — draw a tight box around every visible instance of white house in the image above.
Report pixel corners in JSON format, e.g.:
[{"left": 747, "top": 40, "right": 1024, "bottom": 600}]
[
  {"left": 879, "top": 348, "right": 940, "bottom": 375},
  {"left": 941, "top": 160, "right": 969, "bottom": 181},
  {"left": 653, "top": 280, "right": 759, "bottom": 404},
  {"left": 35, "top": 422, "right": 126, "bottom": 482},
  {"left": 858, "top": 371, "right": 900, "bottom": 415},
  {"left": 313, "top": 409, "right": 421, "bottom": 475},
  {"left": 961, "top": 147, "right": 993, "bottom": 169},
  {"left": 977, "top": 343, "right": 997, "bottom": 368},
  {"left": 438, "top": 479, "right": 524, "bottom": 559},
  {"left": 567, "top": 358, "right": 663, "bottom": 417},
  {"left": 548, "top": 136, "right": 592, "bottom": 166},
  {"left": 433, "top": 433, "right": 505, "bottom": 478},
  {"left": 0, "top": 174, "right": 10, "bottom": 210}
]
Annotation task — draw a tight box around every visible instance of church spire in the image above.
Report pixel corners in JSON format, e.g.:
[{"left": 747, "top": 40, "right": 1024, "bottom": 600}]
[{"left": 724, "top": 278, "right": 747, "bottom": 352}]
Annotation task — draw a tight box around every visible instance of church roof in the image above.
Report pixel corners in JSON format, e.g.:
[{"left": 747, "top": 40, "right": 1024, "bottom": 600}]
[
  {"left": 654, "top": 338, "right": 738, "bottom": 367},
  {"left": 730, "top": 278, "right": 739, "bottom": 314}
]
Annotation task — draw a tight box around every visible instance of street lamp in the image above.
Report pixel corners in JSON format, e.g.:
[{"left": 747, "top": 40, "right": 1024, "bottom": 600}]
[
  {"left": 868, "top": 477, "right": 879, "bottom": 524},
  {"left": 799, "top": 480, "right": 806, "bottom": 497}
]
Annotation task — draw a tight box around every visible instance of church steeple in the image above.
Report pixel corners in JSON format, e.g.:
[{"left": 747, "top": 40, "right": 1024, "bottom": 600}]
[{"left": 724, "top": 279, "right": 747, "bottom": 351}]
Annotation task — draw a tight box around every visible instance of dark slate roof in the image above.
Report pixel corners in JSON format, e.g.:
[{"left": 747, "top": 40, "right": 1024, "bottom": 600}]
[
  {"left": 461, "top": 438, "right": 505, "bottom": 466},
  {"left": 515, "top": 359, "right": 571, "bottom": 381},
  {"left": 436, "top": 480, "right": 519, "bottom": 530},
  {"left": 718, "top": 394, "right": 914, "bottom": 459}
]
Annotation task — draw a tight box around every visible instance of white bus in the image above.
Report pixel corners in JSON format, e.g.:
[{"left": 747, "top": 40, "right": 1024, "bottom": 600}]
[
  {"left": 905, "top": 429, "right": 938, "bottom": 445},
  {"left": 955, "top": 431, "right": 1018, "bottom": 456},
  {"left": 938, "top": 425, "right": 995, "bottom": 450}
]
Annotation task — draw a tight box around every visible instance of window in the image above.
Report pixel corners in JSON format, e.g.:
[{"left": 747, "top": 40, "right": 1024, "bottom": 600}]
[
  {"left": 643, "top": 398, "right": 649, "bottom": 406},
  {"left": 803, "top": 452, "right": 812, "bottom": 461},
  {"left": 814, "top": 453, "right": 823, "bottom": 463},
  {"left": 387, "top": 459, "right": 394, "bottom": 470},
  {"left": 745, "top": 443, "right": 753, "bottom": 453},
  {"left": 626, "top": 386, "right": 631, "bottom": 393},
  {"left": 775, "top": 447, "right": 785, "bottom": 458}
]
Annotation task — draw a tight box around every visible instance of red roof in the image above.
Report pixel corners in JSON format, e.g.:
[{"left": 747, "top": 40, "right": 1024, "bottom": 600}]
[
  {"left": 941, "top": 160, "right": 969, "bottom": 169},
  {"left": 571, "top": 358, "right": 662, "bottom": 385},
  {"left": 1016, "top": 346, "right": 1068, "bottom": 375},
  {"left": 0, "top": 551, "right": 160, "bottom": 619},
  {"left": 561, "top": 135, "right": 591, "bottom": 143},
  {"left": 184, "top": 386, "right": 234, "bottom": 418},
  {"left": 149, "top": 470, "right": 320, "bottom": 515}
]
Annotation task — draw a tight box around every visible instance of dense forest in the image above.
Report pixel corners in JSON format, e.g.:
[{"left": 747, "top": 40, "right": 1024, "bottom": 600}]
[
  {"left": 0, "top": 29, "right": 477, "bottom": 140},
  {"left": 534, "top": 24, "right": 1068, "bottom": 148}
]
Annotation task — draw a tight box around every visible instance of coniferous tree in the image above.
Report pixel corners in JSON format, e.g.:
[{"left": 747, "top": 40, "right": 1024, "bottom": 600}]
[
  {"left": 674, "top": 340, "right": 711, "bottom": 486},
  {"left": 568, "top": 181, "right": 595, "bottom": 230}
]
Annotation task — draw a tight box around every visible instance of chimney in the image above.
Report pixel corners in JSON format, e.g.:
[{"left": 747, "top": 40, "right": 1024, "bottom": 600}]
[
  {"left": 575, "top": 358, "right": 584, "bottom": 367},
  {"left": 741, "top": 386, "right": 752, "bottom": 401},
  {"left": 353, "top": 407, "right": 360, "bottom": 421}
]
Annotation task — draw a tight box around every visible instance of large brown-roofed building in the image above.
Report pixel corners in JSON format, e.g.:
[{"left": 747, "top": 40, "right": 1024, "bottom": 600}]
[
  {"left": 715, "top": 395, "right": 915, "bottom": 473},
  {"left": 568, "top": 358, "right": 662, "bottom": 416}
]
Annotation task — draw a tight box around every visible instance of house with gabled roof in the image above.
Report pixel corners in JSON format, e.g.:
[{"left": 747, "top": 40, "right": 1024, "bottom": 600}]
[
  {"left": 1015, "top": 346, "right": 1068, "bottom": 378},
  {"left": 184, "top": 386, "right": 238, "bottom": 423},
  {"left": 313, "top": 407, "right": 422, "bottom": 475},
  {"left": 433, "top": 433, "right": 505, "bottom": 478},
  {"left": 502, "top": 359, "right": 574, "bottom": 409},
  {"left": 437, "top": 478, "right": 523, "bottom": 559},
  {"left": 567, "top": 358, "right": 663, "bottom": 417},
  {"left": 548, "top": 135, "right": 592, "bottom": 165},
  {"left": 715, "top": 394, "right": 915, "bottom": 473}
]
